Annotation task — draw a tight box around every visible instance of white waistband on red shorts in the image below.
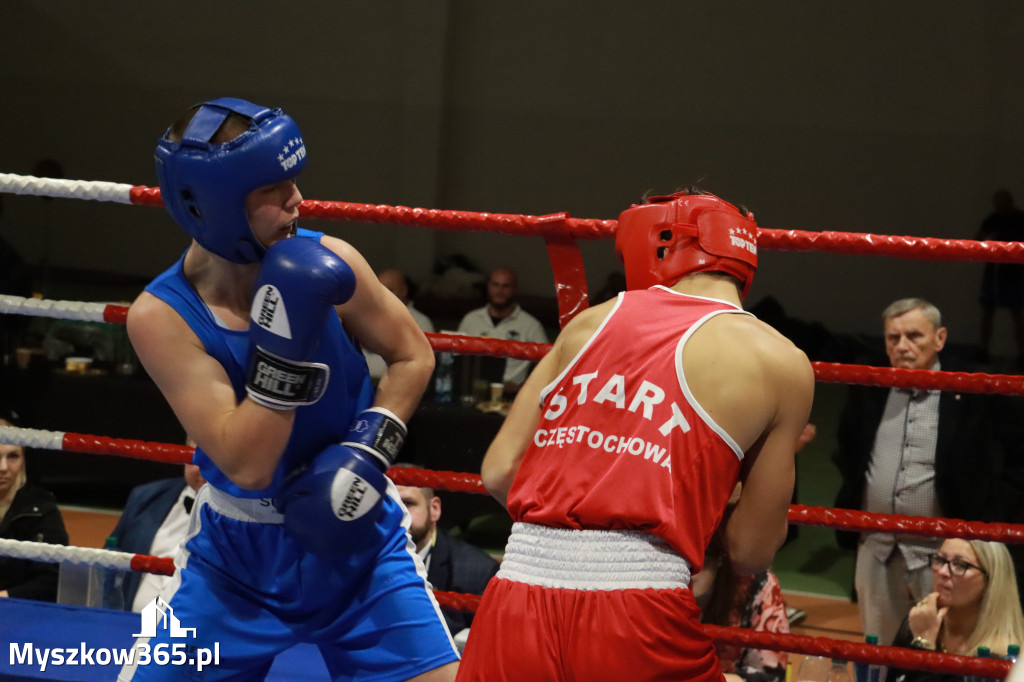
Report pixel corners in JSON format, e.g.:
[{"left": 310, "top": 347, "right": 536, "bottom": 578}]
[
  {"left": 201, "top": 484, "right": 285, "bottom": 524},
  {"left": 496, "top": 522, "right": 692, "bottom": 590}
]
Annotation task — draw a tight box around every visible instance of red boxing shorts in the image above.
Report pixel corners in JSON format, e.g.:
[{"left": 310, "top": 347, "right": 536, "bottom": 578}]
[{"left": 457, "top": 524, "right": 722, "bottom": 682}]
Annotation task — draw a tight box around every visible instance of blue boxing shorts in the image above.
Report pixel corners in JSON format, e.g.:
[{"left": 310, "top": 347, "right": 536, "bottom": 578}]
[{"left": 118, "top": 483, "right": 458, "bottom": 681}]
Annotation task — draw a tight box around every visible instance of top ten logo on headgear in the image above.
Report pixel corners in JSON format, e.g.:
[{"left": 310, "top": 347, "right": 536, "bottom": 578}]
[{"left": 278, "top": 138, "right": 305, "bottom": 171}]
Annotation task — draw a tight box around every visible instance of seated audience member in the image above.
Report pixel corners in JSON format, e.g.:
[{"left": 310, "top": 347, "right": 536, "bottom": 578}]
[
  {"left": 395, "top": 476, "right": 499, "bottom": 635},
  {"left": 364, "top": 268, "right": 435, "bottom": 380},
  {"left": 0, "top": 417, "right": 69, "bottom": 601},
  {"left": 109, "top": 463, "right": 206, "bottom": 612},
  {"left": 694, "top": 491, "right": 790, "bottom": 682},
  {"left": 456, "top": 266, "right": 547, "bottom": 392},
  {"left": 378, "top": 268, "right": 435, "bottom": 333},
  {"left": 888, "top": 538, "right": 1024, "bottom": 682}
]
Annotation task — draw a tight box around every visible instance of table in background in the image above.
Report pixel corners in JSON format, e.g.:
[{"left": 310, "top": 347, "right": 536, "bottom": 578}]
[
  {"left": 405, "top": 401, "right": 507, "bottom": 531},
  {"left": 2, "top": 364, "right": 187, "bottom": 509}
]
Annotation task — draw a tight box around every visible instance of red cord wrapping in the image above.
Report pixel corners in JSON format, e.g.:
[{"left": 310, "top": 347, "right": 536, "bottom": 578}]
[
  {"left": 700, "top": 625, "right": 1012, "bottom": 678},
  {"left": 128, "top": 185, "right": 1024, "bottom": 263}
]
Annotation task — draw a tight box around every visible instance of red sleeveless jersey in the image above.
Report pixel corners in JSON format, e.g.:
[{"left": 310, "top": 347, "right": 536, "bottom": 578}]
[{"left": 506, "top": 286, "right": 750, "bottom": 569}]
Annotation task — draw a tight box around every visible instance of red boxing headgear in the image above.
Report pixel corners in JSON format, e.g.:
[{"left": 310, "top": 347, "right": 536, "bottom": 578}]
[{"left": 615, "top": 191, "right": 758, "bottom": 296}]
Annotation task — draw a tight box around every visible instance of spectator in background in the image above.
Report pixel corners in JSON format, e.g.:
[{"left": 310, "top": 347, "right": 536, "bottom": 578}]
[
  {"left": 378, "top": 268, "right": 435, "bottom": 334},
  {"left": 365, "top": 268, "right": 435, "bottom": 380},
  {"left": 976, "top": 189, "right": 1024, "bottom": 365},
  {"left": 0, "top": 416, "right": 69, "bottom": 601},
  {"left": 395, "top": 474, "right": 499, "bottom": 637},
  {"left": 888, "top": 538, "right": 1024, "bottom": 682},
  {"left": 456, "top": 267, "right": 547, "bottom": 392},
  {"left": 108, "top": 462, "right": 206, "bottom": 612},
  {"left": 832, "top": 298, "right": 1024, "bottom": 646}
]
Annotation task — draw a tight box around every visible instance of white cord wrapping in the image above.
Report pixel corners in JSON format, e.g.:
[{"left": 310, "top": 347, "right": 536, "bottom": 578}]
[
  {"left": 0, "top": 539, "right": 136, "bottom": 570},
  {"left": 0, "top": 295, "right": 115, "bottom": 322},
  {"left": 0, "top": 173, "right": 133, "bottom": 203},
  {"left": 0, "top": 425, "right": 66, "bottom": 450}
]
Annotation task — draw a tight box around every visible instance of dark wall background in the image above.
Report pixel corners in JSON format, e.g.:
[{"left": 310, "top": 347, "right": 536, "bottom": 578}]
[{"left": 2, "top": 1, "right": 1022, "bottom": 353}]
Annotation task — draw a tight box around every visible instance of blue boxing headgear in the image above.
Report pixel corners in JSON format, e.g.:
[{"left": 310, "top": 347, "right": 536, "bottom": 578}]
[{"left": 155, "top": 97, "right": 307, "bottom": 263}]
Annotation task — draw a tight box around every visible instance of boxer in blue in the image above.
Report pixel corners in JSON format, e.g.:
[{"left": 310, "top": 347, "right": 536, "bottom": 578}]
[{"left": 119, "top": 98, "right": 458, "bottom": 681}]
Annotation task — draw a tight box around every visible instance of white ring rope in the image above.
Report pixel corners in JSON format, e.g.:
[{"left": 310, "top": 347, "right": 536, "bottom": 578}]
[
  {"left": 0, "top": 295, "right": 116, "bottom": 322},
  {"left": 0, "top": 173, "right": 133, "bottom": 204},
  {"left": 0, "top": 425, "right": 67, "bottom": 451},
  {"left": 0, "top": 431, "right": 175, "bottom": 577},
  {"left": 0, "top": 539, "right": 141, "bottom": 571}
]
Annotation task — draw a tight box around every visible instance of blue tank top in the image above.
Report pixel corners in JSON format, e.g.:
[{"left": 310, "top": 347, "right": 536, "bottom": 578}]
[{"left": 145, "top": 228, "right": 375, "bottom": 498}]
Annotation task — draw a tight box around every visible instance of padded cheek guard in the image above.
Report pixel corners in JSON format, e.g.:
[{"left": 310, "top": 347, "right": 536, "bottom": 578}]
[
  {"left": 155, "top": 97, "right": 307, "bottom": 264},
  {"left": 615, "top": 193, "right": 758, "bottom": 296}
]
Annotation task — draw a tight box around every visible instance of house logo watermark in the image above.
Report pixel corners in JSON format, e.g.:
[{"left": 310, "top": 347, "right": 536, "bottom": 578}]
[{"left": 134, "top": 597, "right": 196, "bottom": 638}]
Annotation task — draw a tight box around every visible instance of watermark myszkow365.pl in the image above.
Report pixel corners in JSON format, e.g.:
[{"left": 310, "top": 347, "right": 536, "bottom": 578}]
[{"left": 9, "top": 597, "right": 220, "bottom": 673}]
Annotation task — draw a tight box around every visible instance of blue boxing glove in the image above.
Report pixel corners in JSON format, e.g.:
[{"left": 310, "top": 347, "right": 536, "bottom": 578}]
[
  {"left": 278, "top": 408, "right": 408, "bottom": 559},
  {"left": 279, "top": 443, "right": 389, "bottom": 557},
  {"left": 246, "top": 238, "right": 356, "bottom": 409}
]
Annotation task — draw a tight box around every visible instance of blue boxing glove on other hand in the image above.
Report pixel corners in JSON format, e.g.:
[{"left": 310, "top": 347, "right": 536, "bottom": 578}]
[
  {"left": 279, "top": 443, "right": 389, "bottom": 556},
  {"left": 245, "top": 238, "right": 356, "bottom": 409},
  {"left": 278, "top": 408, "right": 408, "bottom": 558}
]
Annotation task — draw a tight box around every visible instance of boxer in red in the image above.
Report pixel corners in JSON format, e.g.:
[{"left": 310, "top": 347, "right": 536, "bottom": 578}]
[{"left": 457, "top": 190, "right": 815, "bottom": 681}]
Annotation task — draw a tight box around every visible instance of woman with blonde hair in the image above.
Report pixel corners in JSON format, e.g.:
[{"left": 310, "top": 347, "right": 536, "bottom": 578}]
[
  {"left": 0, "top": 416, "right": 69, "bottom": 601},
  {"left": 888, "top": 538, "right": 1024, "bottom": 682}
]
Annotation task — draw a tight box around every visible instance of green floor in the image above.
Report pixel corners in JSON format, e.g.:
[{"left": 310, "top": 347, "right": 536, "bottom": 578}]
[{"left": 773, "top": 382, "right": 856, "bottom": 598}]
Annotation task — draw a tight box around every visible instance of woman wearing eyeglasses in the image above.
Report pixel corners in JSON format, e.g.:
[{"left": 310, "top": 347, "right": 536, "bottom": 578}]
[{"left": 887, "top": 538, "right": 1024, "bottom": 682}]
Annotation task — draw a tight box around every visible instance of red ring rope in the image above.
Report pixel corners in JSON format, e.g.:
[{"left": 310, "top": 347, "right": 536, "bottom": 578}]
[
  {"left": 812, "top": 362, "right": 1024, "bottom": 396},
  {"left": 4, "top": 296, "right": 1024, "bottom": 396},
  {"left": 788, "top": 505, "right": 1024, "bottom": 544},
  {"left": 120, "top": 184, "right": 1024, "bottom": 263},
  {"left": 6, "top": 425, "right": 1024, "bottom": 546},
  {"left": 701, "top": 625, "right": 1012, "bottom": 678}
]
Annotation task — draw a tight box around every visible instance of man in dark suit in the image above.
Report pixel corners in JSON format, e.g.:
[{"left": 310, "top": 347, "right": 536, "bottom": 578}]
[
  {"left": 395, "top": 480, "right": 499, "bottom": 636},
  {"left": 108, "top": 464, "right": 205, "bottom": 612},
  {"left": 832, "top": 297, "right": 1024, "bottom": 645}
]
